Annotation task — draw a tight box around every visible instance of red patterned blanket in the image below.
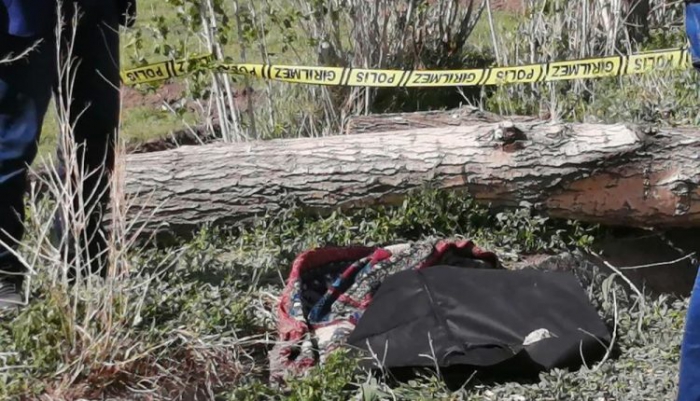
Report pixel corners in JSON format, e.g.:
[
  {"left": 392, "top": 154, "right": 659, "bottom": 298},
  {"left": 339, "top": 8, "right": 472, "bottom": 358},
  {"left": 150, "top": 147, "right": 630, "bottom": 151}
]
[{"left": 269, "top": 238, "right": 499, "bottom": 383}]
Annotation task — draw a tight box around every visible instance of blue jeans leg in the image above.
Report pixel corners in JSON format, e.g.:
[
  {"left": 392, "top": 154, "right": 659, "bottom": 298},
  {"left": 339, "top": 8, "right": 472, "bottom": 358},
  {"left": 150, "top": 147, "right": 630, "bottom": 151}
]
[
  {"left": 686, "top": 3, "right": 700, "bottom": 70},
  {"left": 679, "top": 266, "right": 700, "bottom": 400},
  {"left": 0, "top": 34, "right": 54, "bottom": 275}
]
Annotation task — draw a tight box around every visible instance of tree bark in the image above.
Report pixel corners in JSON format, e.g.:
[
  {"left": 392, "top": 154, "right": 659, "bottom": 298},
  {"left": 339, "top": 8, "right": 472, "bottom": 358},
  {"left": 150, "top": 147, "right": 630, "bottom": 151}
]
[
  {"left": 121, "top": 120, "right": 700, "bottom": 242},
  {"left": 345, "top": 106, "right": 537, "bottom": 135}
]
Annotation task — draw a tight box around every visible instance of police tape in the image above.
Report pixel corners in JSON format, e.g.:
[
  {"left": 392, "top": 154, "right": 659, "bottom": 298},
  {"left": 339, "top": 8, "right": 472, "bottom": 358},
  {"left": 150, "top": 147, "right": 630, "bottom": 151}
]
[{"left": 120, "top": 47, "right": 692, "bottom": 87}]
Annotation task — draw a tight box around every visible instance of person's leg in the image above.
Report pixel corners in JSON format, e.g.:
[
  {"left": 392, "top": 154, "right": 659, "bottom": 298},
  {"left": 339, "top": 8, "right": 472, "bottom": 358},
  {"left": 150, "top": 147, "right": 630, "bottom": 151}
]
[
  {"left": 686, "top": 2, "right": 700, "bottom": 70},
  {"left": 678, "top": 4, "right": 700, "bottom": 399},
  {"left": 0, "top": 34, "right": 55, "bottom": 308},
  {"left": 53, "top": 1, "right": 120, "bottom": 279},
  {"left": 678, "top": 266, "right": 700, "bottom": 400}
]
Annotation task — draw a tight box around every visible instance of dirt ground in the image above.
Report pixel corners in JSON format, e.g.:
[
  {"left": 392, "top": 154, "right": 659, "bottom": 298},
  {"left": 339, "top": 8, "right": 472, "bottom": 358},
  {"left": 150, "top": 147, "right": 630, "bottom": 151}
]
[
  {"left": 491, "top": 0, "right": 525, "bottom": 12},
  {"left": 121, "top": 82, "right": 186, "bottom": 109}
]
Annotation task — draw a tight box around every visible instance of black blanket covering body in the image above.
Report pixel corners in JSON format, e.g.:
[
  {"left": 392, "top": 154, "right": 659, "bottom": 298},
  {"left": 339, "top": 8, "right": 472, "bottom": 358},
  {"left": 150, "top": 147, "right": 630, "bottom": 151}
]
[{"left": 347, "top": 265, "right": 612, "bottom": 385}]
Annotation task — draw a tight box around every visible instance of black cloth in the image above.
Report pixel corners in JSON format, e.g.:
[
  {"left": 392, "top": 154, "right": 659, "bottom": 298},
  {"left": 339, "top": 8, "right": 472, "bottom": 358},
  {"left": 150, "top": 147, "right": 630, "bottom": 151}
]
[
  {"left": 347, "top": 265, "right": 612, "bottom": 385},
  {"left": 1, "top": 1, "right": 135, "bottom": 37}
]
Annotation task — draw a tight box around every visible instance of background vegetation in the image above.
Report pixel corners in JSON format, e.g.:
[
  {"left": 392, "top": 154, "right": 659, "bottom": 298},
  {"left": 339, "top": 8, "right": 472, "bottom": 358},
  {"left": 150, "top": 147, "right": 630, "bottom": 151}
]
[{"left": 3, "top": 0, "right": 695, "bottom": 399}]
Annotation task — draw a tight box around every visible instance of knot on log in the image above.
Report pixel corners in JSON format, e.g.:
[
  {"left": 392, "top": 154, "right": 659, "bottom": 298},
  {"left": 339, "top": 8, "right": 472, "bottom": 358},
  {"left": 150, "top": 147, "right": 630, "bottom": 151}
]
[
  {"left": 639, "top": 124, "right": 659, "bottom": 137},
  {"left": 672, "top": 181, "right": 693, "bottom": 216},
  {"left": 491, "top": 121, "right": 528, "bottom": 152},
  {"left": 630, "top": 123, "right": 660, "bottom": 144}
]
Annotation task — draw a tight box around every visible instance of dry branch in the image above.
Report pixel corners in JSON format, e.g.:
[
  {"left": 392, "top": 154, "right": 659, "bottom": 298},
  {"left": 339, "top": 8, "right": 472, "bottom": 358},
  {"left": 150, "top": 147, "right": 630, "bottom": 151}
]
[{"left": 121, "top": 118, "right": 700, "bottom": 242}]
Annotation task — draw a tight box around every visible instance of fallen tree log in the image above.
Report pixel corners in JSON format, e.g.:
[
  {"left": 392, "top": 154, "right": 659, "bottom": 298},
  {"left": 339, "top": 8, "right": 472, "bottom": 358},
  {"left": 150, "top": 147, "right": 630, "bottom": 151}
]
[
  {"left": 122, "top": 120, "right": 700, "bottom": 242},
  {"left": 345, "top": 106, "right": 537, "bottom": 135}
]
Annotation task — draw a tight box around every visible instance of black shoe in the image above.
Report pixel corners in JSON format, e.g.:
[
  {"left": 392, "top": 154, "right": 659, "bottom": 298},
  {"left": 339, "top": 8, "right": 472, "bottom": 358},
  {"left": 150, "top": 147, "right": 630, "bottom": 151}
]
[{"left": 0, "top": 275, "right": 23, "bottom": 311}]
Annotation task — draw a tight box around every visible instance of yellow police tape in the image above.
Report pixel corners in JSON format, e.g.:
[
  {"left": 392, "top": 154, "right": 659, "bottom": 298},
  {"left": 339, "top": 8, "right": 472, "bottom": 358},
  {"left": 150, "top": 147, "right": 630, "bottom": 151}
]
[{"left": 120, "top": 47, "right": 692, "bottom": 87}]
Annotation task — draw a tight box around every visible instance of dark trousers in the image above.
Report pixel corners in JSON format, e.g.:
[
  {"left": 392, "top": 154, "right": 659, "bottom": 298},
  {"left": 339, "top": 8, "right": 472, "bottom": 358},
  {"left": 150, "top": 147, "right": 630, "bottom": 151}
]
[{"left": 0, "top": 1, "right": 120, "bottom": 278}]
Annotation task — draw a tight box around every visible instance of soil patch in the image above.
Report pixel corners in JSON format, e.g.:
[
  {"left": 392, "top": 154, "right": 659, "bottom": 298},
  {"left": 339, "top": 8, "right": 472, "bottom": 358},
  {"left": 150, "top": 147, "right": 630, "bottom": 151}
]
[
  {"left": 121, "top": 81, "right": 258, "bottom": 113},
  {"left": 122, "top": 82, "right": 187, "bottom": 109},
  {"left": 491, "top": 0, "right": 525, "bottom": 13}
]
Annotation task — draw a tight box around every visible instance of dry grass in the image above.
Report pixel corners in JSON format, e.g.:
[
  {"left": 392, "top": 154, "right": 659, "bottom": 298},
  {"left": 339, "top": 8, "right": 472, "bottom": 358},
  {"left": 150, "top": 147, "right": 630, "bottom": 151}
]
[
  {"left": 0, "top": 4, "right": 259, "bottom": 399},
  {"left": 484, "top": 0, "right": 690, "bottom": 122}
]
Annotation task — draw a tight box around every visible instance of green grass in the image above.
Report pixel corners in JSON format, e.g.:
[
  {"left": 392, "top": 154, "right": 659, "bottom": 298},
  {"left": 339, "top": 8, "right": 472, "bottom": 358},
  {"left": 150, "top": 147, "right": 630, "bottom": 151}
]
[
  {"left": 469, "top": 10, "right": 521, "bottom": 54},
  {"left": 36, "top": 100, "right": 197, "bottom": 166},
  {"left": 119, "top": 105, "right": 198, "bottom": 142},
  {"left": 2, "top": 186, "right": 685, "bottom": 399}
]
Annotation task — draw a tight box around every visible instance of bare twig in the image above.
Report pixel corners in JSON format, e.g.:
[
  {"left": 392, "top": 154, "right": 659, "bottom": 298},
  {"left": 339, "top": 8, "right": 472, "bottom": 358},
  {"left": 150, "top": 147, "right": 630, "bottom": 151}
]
[
  {"left": 591, "top": 251, "right": 649, "bottom": 342},
  {"left": 615, "top": 252, "right": 697, "bottom": 271},
  {"left": 579, "top": 290, "right": 619, "bottom": 372},
  {"left": 591, "top": 252, "right": 645, "bottom": 303},
  {"left": 0, "top": 39, "right": 43, "bottom": 65},
  {"left": 485, "top": 0, "right": 502, "bottom": 65}
]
